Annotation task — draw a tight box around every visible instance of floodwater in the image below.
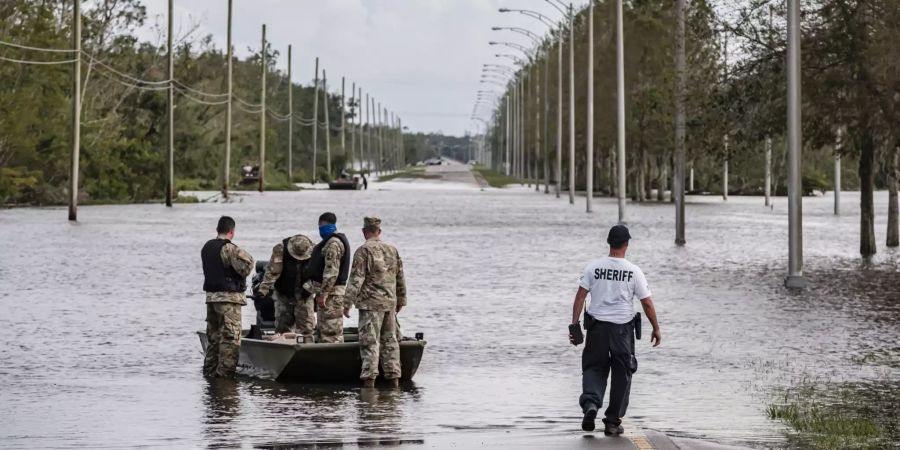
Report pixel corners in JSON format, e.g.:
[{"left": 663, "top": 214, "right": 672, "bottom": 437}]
[{"left": 1, "top": 171, "right": 898, "bottom": 449}]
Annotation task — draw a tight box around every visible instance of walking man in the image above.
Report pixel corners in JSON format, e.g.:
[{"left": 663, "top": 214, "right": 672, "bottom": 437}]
[
  {"left": 343, "top": 216, "right": 407, "bottom": 388},
  {"left": 256, "top": 233, "right": 315, "bottom": 338},
  {"left": 303, "top": 212, "right": 351, "bottom": 343},
  {"left": 201, "top": 216, "right": 254, "bottom": 378},
  {"left": 569, "top": 225, "right": 661, "bottom": 434}
]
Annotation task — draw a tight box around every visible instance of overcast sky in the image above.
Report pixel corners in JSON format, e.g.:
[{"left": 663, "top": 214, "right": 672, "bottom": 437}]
[{"left": 137, "top": 0, "right": 586, "bottom": 137}]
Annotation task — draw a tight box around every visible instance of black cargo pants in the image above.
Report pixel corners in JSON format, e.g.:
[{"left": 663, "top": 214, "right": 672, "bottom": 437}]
[{"left": 578, "top": 317, "right": 637, "bottom": 426}]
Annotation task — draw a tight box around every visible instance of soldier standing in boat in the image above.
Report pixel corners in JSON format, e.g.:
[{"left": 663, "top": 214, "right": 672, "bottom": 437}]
[
  {"left": 343, "top": 216, "right": 407, "bottom": 388},
  {"left": 256, "top": 234, "right": 315, "bottom": 339},
  {"left": 569, "top": 225, "right": 661, "bottom": 435},
  {"left": 303, "top": 212, "right": 351, "bottom": 343},
  {"left": 201, "top": 216, "right": 254, "bottom": 378}
]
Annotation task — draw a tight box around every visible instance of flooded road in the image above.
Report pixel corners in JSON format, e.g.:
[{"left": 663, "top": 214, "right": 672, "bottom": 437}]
[{"left": 1, "top": 174, "right": 898, "bottom": 448}]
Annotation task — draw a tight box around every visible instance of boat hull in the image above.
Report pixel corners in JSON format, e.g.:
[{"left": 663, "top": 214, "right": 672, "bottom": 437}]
[{"left": 198, "top": 331, "right": 425, "bottom": 382}]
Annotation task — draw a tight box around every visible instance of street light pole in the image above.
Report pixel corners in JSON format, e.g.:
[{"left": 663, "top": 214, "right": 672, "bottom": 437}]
[
  {"left": 258, "top": 24, "right": 266, "bottom": 193},
  {"left": 615, "top": 0, "right": 627, "bottom": 223},
  {"left": 785, "top": 0, "right": 806, "bottom": 288},
  {"left": 223, "top": 0, "right": 232, "bottom": 198},
  {"left": 586, "top": 0, "right": 594, "bottom": 213},
  {"left": 287, "top": 45, "right": 293, "bottom": 183},
  {"left": 556, "top": 17, "right": 563, "bottom": 199},
  {"left": 69, "top": 0, "right": 81, "bottom": 221},
  {"left": 312, "top": 57, "right": 319, "bottom": 183},
  {"left": 568, "top": 3, "right": 576, "bottom": 205},
  {"left": 674, "top": 0, "right": 686, "bottom": 245},
  {"left": 166, "top": 0, "right": 174, "bottom": 207}
]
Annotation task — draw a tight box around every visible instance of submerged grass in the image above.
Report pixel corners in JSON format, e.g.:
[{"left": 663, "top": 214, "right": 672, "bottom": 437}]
[
  {"left": 767, "top": 377, "right": 898, "bottom": 449},
  {"left": 377, "top": 167, "right": 436, "bottom": 182},
  {"left": 472, "top": 165, "right": 518, "bottom": 188}
]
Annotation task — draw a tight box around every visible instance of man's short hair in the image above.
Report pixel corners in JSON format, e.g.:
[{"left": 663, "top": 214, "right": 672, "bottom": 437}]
[
  {"left": 318, "top": 212, "right": 337, "bottom": 224},
  {"left": 217, "top": 216, "right": 236, "bottom": 234},
  {"left": 608, "top": 239, "right": 628, "bottom": 250}
]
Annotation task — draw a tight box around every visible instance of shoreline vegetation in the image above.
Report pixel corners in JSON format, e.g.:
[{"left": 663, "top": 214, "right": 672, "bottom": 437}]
[{"left": 766, "top": 375, "right": 898, "bottom": 449}]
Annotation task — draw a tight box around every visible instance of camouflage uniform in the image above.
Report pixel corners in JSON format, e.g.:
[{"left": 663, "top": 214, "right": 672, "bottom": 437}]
[
  {"left": 309, "top": 237, "right": 347, "bottom": 343},
  {"left": 344, "top": 217, "right": 407, "bottom": 381},
  {"left": 257, "top": 235, "right": 315, "bottom": 336},
  {"left": 204, "top": 240, "right": 254, "bottom": 378}
]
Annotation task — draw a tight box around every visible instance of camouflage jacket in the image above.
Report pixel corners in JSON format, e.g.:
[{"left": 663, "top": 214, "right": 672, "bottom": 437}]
[
  {"left": 206, "top": 241, "right": 254, "bottom": 305},
  {"left": 343, "top": 237, "right": 406, "bottom": 311}
]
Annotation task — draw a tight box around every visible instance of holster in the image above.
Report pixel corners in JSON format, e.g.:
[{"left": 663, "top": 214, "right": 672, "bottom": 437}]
[
  {"left": 633, "top": 312, "right": 642, "bottom": 340},
  {"left": 583, "top": 312, "right": 596, "bottom": 331}
]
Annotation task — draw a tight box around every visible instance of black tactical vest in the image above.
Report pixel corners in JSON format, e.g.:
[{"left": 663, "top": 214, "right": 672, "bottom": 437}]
[
  {"left": 303, "top": 233, "right": 351, "bottom": 286},
  {"left": 201, "top": 238, "right": 247, "bottom": 293},
  {"left": 274, "top": 236, "right": 304, "bottom": 297}
]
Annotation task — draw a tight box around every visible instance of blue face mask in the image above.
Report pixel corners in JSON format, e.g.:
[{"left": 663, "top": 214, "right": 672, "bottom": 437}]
[{"left": 319, "top": 223, "right": 337, "bottom": 240}]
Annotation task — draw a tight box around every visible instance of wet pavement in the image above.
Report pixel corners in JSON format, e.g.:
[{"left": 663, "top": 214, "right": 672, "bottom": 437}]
[{"left": 1, "top": 168, "right": 898, "bottom": 448}]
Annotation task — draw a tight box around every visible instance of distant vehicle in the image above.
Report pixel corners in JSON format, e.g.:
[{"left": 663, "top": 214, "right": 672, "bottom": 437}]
[
  {"left": 467, "top": 160, "right": 477, "bottom": 165},
  {"left": 426, "top": 158, "right": 442, "bottom": 166},
  {"left": 328, "top": 169, "right": 363, "bottom": 190},
  {"left": 241, "top": 164, "right": 260, "bottom": 184}
]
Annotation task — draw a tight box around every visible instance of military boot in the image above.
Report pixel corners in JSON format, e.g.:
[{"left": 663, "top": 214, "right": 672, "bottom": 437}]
[
  {"left": 387, "top": 378, "right": 400, "bottom": 388},
  {"left": 362, "top": 379, "right": 376, "bottom": 388}
]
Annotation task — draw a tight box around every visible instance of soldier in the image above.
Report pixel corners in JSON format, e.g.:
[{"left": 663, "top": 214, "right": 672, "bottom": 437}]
[
  {"left": 256, "top": 234, "right": 315, "bottom": 339},
  {"left": 303, "top": 212, "right": 351, "bottom": 343},
  {"left": 343, "top": 216, "right": 407, "bottom": 388},
  {"left": 201, "top": 216, "right": 254, "bottom": 378}
]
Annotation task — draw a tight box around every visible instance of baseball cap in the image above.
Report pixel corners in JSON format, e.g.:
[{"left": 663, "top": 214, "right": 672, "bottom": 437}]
[{"left": 607, "top": 225, "right": 632, "bottom": 245}]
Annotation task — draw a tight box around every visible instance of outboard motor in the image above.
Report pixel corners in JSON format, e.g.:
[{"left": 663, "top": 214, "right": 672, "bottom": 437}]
[{"left": 249, "top": 260, "right": 276, "bottom": 338}]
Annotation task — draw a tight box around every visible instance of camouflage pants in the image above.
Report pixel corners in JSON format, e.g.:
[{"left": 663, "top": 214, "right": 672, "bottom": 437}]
[
  {"left": 204, "top": 302, "right": 242, "bottom": 378},
  {"left": 316, "top": 295, "right": 344, "bottom": 343},
  {"left": 274, "top": 291, "right": 315, "bottom": 336},
  {"left": 358, "top": 309, "right": 401, "bottom": 380}
]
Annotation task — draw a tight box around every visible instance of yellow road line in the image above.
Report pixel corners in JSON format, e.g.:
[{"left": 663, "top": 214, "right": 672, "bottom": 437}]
[{"left": 625, "top": 427, "right": 655, "bottom": 450}]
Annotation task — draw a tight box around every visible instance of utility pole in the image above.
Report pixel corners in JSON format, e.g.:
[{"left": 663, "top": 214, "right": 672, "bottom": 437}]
[
  {"left": 586, "top": 0, "right": 594, "bottom": 213},
  {"left": 165, "top": 0, "right": 174, "bottom": 207},
  {"left": 323, "top": 71, "right": 331, "bottom": 177},
  {"left": 556, "top": 19, "right": 563, "bottom": 198},
  {"left": 365, "top": 93, "right": 371, "bottom": 172},
  {"left": 312, "top": 57, "right": 319, "bottom": 183},
  {"left": 350, "top": 81, "right": 356, "bottom": 169},
  {"left": 765, "top": 137, "right": 772, "bottom": 206},
  {"left": 534, "top": 63, "right": 540, "bottom": 192},
  {"left": 722, "top": 37, "right": 728, "bottom": 201},
  {"left": 723, "top": 136, "right": 729, "bottom": 200},
  {"left": 287, "top": 45, "right": 293, "bottom": 183},
  {"left": 381, "top": 105, "right": 387, "bottom": 174},
  {"left": 543, "top": 48, "right": 550, "bottom": 194},
  {"left": 258, "top": 24, "right": 266, "bottom": 193},
  {"left": 674, "top": 0, "right": 686, "bottom": 245},
  {"left": 340, "top": 76, "right": 346, "bottom": 170},
  {"left": 785, "top": 0, "right": 805, "bottom": 289},
  {"left": 69, "top": 0, "right": 81, "bottom": 221},
  {"left": 615, "top": 0, "right": 627, "bottom": 223},
  {"left": 834, "top": 127, "right": 842, "bottom": 215},
  {"left": 223, "top": 0, "right": 232, "bottom": 198},
  {"left": 506, "top": 94, "right": 511, "bottom": 175},
  {"left": 568, "top": 3, "right": 576, "bottom": 205}
]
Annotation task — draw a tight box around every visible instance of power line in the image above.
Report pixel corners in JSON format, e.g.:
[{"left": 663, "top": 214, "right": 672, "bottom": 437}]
[
  {"left": 0, "top": 55, "right": 77, "bottom": 65},
  {"left": 172, "top": 79, "right": 228, "bottom": 98},
  {"left": 175, "top": 87, "right": 229, "bottom": 106},
  {"left": 0, "top": 39, "right": 78, "bottom": 53},
  {"left": 81, "top": 52, "right": 169, "bottom": 86}
]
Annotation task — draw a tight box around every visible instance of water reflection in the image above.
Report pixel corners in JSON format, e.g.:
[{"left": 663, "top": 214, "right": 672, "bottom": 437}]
[{"left": 203, "top": 378, "right": 241, "bottom": 449}]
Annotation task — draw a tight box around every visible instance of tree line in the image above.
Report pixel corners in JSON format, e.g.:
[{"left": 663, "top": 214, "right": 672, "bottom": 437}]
[
  {"left": 0, "top": 0, "right": 405, "bottom": 206},
  {"left": 484, "top": 0, "right": 899, "bottom": 255}
]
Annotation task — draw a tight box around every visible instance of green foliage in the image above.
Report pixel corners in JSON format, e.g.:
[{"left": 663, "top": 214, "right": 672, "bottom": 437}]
[
  {"left": 0, "top": 0, "right": 377, "bottom": 205},
  {"left": 473, "top": 165, "right": 517, "bottom": 188}
]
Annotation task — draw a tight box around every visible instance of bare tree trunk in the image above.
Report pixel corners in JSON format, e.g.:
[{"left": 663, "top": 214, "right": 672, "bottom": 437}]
[
  {"left": 859, "top": 131, "right": 877, "bottom": 256},
  {"left": 657, "top": 158, "right": 666, "bottom": 201},
  {"left": 888, "top": 147, "right": 899, "bottom": 248}
]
